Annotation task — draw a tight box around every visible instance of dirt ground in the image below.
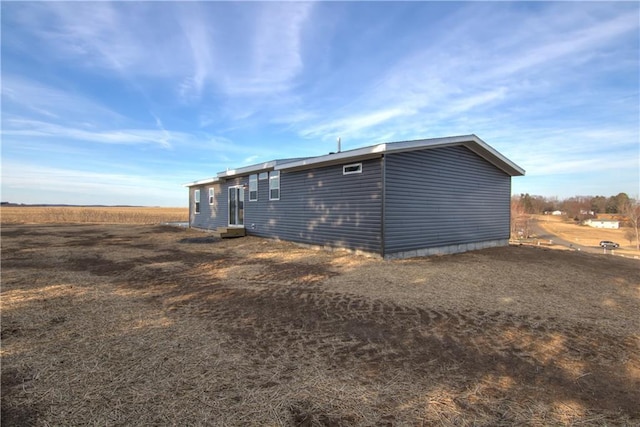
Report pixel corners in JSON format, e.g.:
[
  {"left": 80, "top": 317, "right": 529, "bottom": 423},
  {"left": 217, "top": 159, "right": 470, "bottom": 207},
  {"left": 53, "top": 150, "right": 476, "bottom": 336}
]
[{"left": 2, "top": 224, "right": 639, "bottom": 426}]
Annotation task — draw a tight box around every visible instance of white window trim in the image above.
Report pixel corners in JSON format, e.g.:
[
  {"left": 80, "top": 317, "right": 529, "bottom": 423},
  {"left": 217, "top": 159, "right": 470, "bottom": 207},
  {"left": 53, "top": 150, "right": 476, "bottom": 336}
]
[
  {"left": 194, "top": 189, "right": 201, "bottom": 214},
  {"left": 343, "top": 163, "right": 362, "bottom": 175},
  {"left": 269, "top": 171, "right": 280, "bottom": 201},
  {"left": 208, "top": 188, "right": 215, "bottom": 205},
  {"left": 249, "top": 174, "right": 258, "bottom": 201}
]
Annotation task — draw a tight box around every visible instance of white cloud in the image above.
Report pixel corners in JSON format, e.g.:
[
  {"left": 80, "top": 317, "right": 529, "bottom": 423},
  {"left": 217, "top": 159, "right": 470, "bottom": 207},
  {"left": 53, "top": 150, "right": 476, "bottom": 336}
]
[
  {"left": 484, "top": 124, "right": 639, "bottom": 177},
  {"left": 33, "top": 3, "right": 147, "bottom": 73},
  {"left": 2, "top": 2, "right": 637, "bottom": 203},
  {"left": 299, "top": 107, "right": 414, "bottom": 141},
  {"left": 3, "top": 119, "right": 175, "bottom": 148},
  {"left": 242, "top": 155, "right": 260, "bottom": 165},
  {"left": 1, "top": 75, "right": 126, "bottom": 125},
  {"left": 483, "top": 8, "right": 639, "bottom": 81},
  {"left": 176, "top": 4, "right": 215, "bottom": 100},
  {"left": 288, "top": 3, "right": 638, "bottom": 149},
  {"left": 176, "top": 2, "right": 315, "bottom": 103},
  {"left": 241, "top": 2, "right": 313, "bottom": 94}
]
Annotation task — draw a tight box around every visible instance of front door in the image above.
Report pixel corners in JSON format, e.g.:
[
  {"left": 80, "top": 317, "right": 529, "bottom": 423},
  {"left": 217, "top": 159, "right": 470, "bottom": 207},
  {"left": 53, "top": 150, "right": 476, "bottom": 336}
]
[{"left": 228, "top": 186, "right": 244, "bottom": 227}]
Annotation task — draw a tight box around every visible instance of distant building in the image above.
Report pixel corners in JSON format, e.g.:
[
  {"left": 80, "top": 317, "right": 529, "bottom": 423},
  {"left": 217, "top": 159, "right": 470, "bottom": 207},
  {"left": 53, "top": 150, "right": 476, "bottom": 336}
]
[{"left": 583, "top": 219, "right": 620, "bottom": 229}]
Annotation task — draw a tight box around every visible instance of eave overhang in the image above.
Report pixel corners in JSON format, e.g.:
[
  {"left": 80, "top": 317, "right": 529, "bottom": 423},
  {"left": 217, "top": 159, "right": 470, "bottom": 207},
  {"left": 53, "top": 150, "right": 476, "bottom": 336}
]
[
  {"left": 185, "top": 134, "right": 525, "bottom": 186},
  {"left": 276, "top": 134, "right": 525, "bottom": 176}
]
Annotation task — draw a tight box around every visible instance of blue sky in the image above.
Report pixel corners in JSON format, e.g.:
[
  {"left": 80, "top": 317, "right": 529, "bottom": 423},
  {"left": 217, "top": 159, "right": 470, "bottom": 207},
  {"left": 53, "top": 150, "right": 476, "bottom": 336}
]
[{"left": 2, "top": 1, "right": 638, "bottom": 206}]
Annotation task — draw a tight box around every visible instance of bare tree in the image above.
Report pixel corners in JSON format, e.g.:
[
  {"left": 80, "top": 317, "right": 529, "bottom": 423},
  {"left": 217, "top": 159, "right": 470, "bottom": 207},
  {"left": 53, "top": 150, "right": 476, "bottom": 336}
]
[
  {"left": 625, "top": 228, "right": 636, "bottom": 247},
  {"left": 620, "top": 198, "right": 640, "bottom": 251},
  {"left": 511, "top": 196, "right": 531, "bottom": 239}
]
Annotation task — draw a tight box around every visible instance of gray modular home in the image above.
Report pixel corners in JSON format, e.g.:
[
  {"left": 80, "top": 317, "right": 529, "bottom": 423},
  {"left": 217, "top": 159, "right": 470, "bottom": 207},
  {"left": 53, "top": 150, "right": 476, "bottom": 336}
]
[{"left": 184, "top": 134, "right": 524, "bottom": 259}]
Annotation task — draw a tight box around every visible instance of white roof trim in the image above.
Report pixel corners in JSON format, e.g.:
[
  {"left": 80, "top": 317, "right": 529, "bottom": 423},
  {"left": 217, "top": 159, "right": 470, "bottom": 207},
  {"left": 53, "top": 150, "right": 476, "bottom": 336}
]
[
  {"left": 274, "top": 144, "right": 387, "bottom": 172},
  {"left": 182, "top": 177, "right": 219, "bottom": 187},
  {"left": 276, "top": 134, "right": 525, "bottom": 176},
  {"left": 217, "top": 160, "right": 278, "bottom": 178},
  {"left": 186, "top": 135, "right": 525, "bottom": 185}
]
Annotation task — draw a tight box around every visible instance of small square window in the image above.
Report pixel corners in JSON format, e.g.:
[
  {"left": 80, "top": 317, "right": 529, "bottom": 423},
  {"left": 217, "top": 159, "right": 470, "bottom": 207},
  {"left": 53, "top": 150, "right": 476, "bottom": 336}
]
[{"left": 343, "top": 163, "right": 362, "bottom": 175}]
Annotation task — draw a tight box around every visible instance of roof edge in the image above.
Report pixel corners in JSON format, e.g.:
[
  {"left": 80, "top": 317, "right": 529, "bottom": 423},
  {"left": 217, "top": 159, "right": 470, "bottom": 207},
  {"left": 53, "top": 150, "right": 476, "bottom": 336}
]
[
  {"left": 182, "top": 177, "right": 218, "bottom": 187},
  {"left": 217, "top": 160, "right": 278, "bottom": 178},
  {"left": 186, "top": 134, "right": 525, "bottom": 184},
  {"left": 277, "top": 134, "right": 525, "bottom": 176}
]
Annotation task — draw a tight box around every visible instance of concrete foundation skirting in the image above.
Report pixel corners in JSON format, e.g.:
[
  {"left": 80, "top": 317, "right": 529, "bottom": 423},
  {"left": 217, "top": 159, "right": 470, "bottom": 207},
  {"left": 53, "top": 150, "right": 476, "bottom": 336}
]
[{"left": 384, "top": 239, "right": 509, "bottom": 260}]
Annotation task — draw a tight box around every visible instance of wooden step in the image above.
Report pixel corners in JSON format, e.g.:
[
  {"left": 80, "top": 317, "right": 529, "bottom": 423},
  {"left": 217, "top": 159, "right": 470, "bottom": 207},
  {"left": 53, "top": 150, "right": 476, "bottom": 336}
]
[{"left": 215, "top": 227, "right": 246, "bottom": 238}]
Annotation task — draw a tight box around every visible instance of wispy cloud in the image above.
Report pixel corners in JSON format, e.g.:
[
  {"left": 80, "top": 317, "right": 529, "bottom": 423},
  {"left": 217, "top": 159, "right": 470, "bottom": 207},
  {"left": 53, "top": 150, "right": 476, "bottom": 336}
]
[
  {"left": 299, "top": 107, "right": 414, "bottom": 140},
  {"left": 21, "top": 3, "right": 136, "bottom": 73},
  {"left": 176, "top": 2, "right": 314, "bottom": 112},
  {"left": 3, "top": 119, "right": 174, "bottom": 148},
  {"left": 290, "top": 3, "right": 638, "bottom": 147},
  {"left": 1, "top": 75, "right": 126, "bottom": 125},
  {"left": 176, "top": 3, "right": 215, "bottom": 101},
  {"left": 1, "top": 1, "right": 637, "bottom": 205},
  {"left": 235, "top": 2, "right": 313, "bottom": 95},
  {"left": 151, "top": 113, "right": 172, "bottom": 148},
  {"left": 480, "top": 124, "right": 639, "bottom": 179}
]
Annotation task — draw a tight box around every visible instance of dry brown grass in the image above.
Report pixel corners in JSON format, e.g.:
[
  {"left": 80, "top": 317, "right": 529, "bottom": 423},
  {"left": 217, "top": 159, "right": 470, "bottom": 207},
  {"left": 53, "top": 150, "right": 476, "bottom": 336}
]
[
  {"left": 0, "top": 206, "right": 187, "bottom": 225},
  {"left": 2, "top": 224, "right": 639, "bottom": 426}
]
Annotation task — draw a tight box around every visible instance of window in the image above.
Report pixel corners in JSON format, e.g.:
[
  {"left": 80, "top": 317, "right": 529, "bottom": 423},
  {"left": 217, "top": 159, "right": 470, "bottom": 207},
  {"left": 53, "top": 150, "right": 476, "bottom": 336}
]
[
  {"left": 269, "top": 171, "right": 280, "bottom": 200},
  {"left": 249, "top": 174, "right": 258, "bottom": 201},
  {"left": 194, "top": 189, "right": 201, "bottom": 214},
  {"left": 208, "top": 188, "right": 215, "bottom": 205},
  {"left": 343, "top": 163, "right": 362, "bottom": 175},
  {"left": 259, "top": 172, "right": 268, "bottom": 180}
]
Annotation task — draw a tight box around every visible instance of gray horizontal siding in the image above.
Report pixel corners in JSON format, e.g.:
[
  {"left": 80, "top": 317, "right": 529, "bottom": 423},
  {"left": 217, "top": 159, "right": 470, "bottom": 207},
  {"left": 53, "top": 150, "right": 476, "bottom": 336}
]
[
  {"left": 383, "top": 145, "right": 511, "bottom": 255},
  {"left": 189, "top": 183, "right": 227, "bottom": 230},
  {"left": 248, "top": 158, "right": 383, "bottom": 253}
]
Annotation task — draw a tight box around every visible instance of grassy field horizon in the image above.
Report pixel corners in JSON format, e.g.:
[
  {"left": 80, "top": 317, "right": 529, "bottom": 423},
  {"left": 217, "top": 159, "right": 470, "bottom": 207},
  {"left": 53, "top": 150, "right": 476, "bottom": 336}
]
[{"left": 0, "top": 206, "right": 188, "bottom": 225}]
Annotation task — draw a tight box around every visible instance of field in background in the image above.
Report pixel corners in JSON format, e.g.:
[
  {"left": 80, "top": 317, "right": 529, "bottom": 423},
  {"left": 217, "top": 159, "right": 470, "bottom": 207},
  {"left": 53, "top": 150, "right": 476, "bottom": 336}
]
[
  {"left": 534, "top": 214, "right": 639, "bottom": 256},
  {"left": 0, "top": 206, "right": 188, "bottom": 225}
]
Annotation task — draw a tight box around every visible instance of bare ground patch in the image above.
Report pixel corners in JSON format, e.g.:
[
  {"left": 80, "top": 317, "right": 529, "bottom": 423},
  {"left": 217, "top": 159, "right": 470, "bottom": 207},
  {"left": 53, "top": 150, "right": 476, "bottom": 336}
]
[{"left": 1, "top": 224, "right": 639, "bottom": 426}]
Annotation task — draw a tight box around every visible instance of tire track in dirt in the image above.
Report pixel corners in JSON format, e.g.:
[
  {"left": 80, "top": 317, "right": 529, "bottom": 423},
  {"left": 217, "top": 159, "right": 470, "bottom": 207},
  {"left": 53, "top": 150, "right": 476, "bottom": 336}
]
[
  {"left": 4, "top": 224, "right": 637, "bottom": 423},
  {"left": 169, "top": 279, "right": 639, "bottom": 418}
]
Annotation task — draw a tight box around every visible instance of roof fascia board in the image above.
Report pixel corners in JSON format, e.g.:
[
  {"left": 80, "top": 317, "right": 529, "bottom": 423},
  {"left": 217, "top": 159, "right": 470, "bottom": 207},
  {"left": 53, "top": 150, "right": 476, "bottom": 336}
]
[
  {"left": 276, "top": 144, "right": 388, "bottom": 171},
  {"left": 383, "top": 134, "right": 476, "bottom": 154},
  {"left": 463, "top": 135, "right": 526, "bottom": 176},
  {"left": 182, "top": 177, "right": 219, "bottom": 187},
  {"left": 217, "top": 160, "right": 277, "bottom": 179},
  {"left": 186, "top": 134, "right": 525, "bottom": 183},
  {"left": 276, "top": 134, "right": 525, "bottom": 176},
  {"left": 384, "top": 134, "right": 525, "bottom": 176},
  {"left": 277, "top": 135, "right": 476, "bottom": 172}
]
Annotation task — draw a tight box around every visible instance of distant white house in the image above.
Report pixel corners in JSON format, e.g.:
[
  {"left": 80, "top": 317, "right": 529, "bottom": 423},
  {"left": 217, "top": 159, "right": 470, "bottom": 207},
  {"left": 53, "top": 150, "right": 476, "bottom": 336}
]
[
  {"left": 551, "top": 210, "right": 563, "bottom": 216},
  {"left": 583, "top": 218, "right": 620, "bottom": 229}
]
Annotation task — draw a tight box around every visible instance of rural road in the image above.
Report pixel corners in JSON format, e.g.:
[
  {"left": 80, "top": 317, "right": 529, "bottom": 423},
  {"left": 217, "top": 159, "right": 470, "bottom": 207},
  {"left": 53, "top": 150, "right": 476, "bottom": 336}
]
[{"left": 529, "top": 218, "right": 604, "bottom": 255}]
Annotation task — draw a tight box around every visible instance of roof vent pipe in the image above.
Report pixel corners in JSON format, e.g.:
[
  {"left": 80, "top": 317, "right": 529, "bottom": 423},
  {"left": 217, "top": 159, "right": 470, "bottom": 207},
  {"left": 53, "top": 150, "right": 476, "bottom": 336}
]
[{"left": 337, "top": 137, "right": 341, "bottom": 153}]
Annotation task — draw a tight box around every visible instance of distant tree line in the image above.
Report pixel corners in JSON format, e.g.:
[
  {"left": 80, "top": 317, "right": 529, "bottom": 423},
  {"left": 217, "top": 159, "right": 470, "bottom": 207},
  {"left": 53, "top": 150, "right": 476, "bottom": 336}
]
[{"left": 514, "top": 192, "right": 633, "bottom": 217}]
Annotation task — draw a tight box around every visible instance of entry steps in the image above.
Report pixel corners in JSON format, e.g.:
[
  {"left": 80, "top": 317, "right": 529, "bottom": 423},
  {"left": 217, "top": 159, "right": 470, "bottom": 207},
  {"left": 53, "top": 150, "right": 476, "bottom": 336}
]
[{"left": 214, "top": 227, "right": 246, "bottom": 238}]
